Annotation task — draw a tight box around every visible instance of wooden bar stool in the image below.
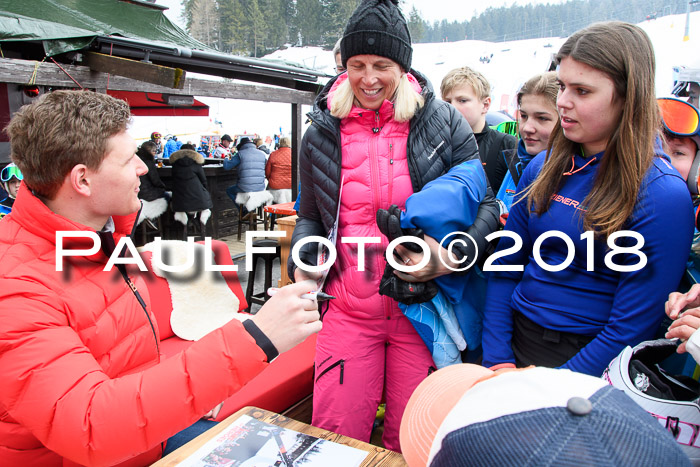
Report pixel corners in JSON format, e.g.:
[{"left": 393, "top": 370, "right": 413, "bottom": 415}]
[
  {"left": 235, "top": 191, "right": 273, "bottom": 241},
  {"left": 173, "top": 209, "right": 211, "bottom": 241},
  {"left": 244, "top": 238, "right": 281, "bottom": 313},
  {"left": 136, "top": 198, "right": 168, "bottom": 246}
]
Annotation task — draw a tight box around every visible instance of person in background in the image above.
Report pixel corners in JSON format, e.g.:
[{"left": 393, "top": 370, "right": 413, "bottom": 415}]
[
  {"left": 136, "top": 141, "right": 169, "bottom": 203},
  {"left": 657, "top": 98, "right": 700, "bottom": 189},
  {"left": 223, "top": 137, "right": 267, "bottom": 215},
  {"left": 162, "top": 134, "right": 179, "bottom": 158},
  {"left": 290, "top": 0, "right": 499, "bottom": 451},
  {"left": 0, "top": 90, "right": 321, "bottom": 466},
  {"left": 332, "top": 37, "right": 345, "bottom": 74},
  {"left": 497, "top": 71, "right": 559, "bottom": 211},
  {"left": 266, "top": 136, "right": 292, "bottom": 190},
  {"left": 150, "top": 131, "right": 163, "bottom": 156},
  {"left": 482, "top": 21, "right": 694, "bottom": 377},
  {"left": 0, "top": 163, "right": 23, "bottom": 219},
  {"left": 170, "top": 144, "right": 213, "bottom": 215},
  {"left": 673, "top": 72, "right": 700, "bottom": 109},
  {"left": 254, "top": 137, "right": 271, "bottom": 156},
  {"left": 213, "top": 134, "right": 233, "bottom": 159},
  {"left": 441, "top": 66, "right": 517, "bottom": 193}
]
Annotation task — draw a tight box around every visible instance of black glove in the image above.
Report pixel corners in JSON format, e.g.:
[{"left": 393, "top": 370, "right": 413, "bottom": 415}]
[
  {"left": 376, "top": 205, "right": 438, "bottom": 304},
  {"left": 378, "top": 260, "right": 439, "bottom": 305},
  {"left": 376, "top": 205, "right": 423, "bottom": 252}
]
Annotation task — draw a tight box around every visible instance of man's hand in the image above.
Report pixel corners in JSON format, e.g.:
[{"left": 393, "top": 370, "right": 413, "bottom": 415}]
[
  {"left": 250, "top": 280, "right": 322, "bottom": 354},
  {"left": 202, "top": 402, "right": 224, "bottom": 420},
  {"left": 393, "top": 234, "right": 459, "bottom": 283}
]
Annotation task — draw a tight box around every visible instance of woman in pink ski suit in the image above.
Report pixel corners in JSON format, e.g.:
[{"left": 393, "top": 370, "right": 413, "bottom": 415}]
[{"left": 288, "top": 0, "right": 499, "bottom": 451}]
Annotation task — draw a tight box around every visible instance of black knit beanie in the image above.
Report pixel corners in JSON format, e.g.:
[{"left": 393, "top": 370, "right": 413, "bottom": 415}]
[{"left": 340, "top": 0, "right": 412, "bottom": 72}]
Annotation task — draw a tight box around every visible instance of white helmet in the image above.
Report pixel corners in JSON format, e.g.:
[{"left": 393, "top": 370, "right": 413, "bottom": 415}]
[{"left": 604, "top": 339, "right": 700, "bottom": 464}]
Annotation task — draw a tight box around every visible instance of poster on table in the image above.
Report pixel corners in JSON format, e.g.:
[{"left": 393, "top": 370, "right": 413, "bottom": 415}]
[{"left": 177, "top": 415, "right": 368, "bottom": 467}]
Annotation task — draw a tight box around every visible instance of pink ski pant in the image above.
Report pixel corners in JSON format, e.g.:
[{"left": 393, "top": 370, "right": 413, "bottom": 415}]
[{"left": 311, "top": 309, "right": 435, "bottom": 452}]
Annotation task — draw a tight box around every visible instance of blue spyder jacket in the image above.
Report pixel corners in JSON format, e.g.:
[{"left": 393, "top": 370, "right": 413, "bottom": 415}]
[
  {"left": 497, "top": 139, "right": 535, "bottom": 211},
  {"left": 482, "top": 149, "right": 694, "bottom": 376},
  {"left": 399, "top": 159, "right": 488, "bottom": 360}
]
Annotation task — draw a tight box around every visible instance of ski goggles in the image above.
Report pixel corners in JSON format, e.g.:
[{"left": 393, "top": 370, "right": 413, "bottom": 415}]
[
  {"left": 1, "top": 165, "right": 23, "bottom": 182},
  {"left": 657, "top": 97, "right": 700, "bottom": 137},
  {"left": 493, "top": 120, "right": 519, "bottom": 137}
]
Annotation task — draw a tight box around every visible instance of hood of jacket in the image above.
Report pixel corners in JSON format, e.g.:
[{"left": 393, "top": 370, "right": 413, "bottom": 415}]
[{"left": 170, "top": 149, "right": 204, "bottom": 165}]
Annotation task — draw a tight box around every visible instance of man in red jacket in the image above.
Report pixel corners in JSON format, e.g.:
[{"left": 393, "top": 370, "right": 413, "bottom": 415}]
[{"left": 0, "top": 90, "right": 321, "bottom": 466}]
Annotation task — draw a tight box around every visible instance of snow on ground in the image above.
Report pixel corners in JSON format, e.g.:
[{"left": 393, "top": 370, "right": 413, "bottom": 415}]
[{"left": 130, "top": 11, "right": 700, "bottom": 144}]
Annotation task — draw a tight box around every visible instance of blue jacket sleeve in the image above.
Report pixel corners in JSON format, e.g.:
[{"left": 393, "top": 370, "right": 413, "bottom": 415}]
[
  {"left": 561, "top": 175, "right": 693, "bottom": 375},
  {"left": 400, "top": 160, "right": 486, "bottom": 239},
  {"left": 481, "top": 156, "right": 541, "bottom": 367},
  {"left": 222, "top": 154, "right": 241, "bottom": 170}
]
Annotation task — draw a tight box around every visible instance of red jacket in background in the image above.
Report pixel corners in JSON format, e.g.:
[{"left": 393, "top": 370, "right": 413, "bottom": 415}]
[
  {"left": 265, "top": 146, "right": 292, "bottom": 189},
  {"left": 0, "top": 184, "right": 268, "bottom": 466}
]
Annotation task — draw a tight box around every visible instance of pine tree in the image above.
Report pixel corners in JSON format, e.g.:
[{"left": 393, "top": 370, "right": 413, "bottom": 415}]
[
  {"left": 219, "top": 0, "right": 247, "bottom": 54},
  {"left": 247, "top": 0, "right": 268, "bottom": 56},
  {"left": 296, "top": 0, "right": 323, "bottom": 45},
  {"left": 186, "top": 0, "right": 220, "bottom": 49},
  {"left": 407, "top": 6, "right": 425, "bottom": 42}
]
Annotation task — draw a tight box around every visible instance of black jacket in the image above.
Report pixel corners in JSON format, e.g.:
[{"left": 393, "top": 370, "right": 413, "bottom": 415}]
[
  {"left": 136, "top": 149, "right": 167, "bottom": 202},
  {"left": 289, "top": 70, "right": 501, "bottom": 279},
  {"left": 170, "top": 149, "right": 213, "bottom": 212},
  {"left": 475, "top": 125, "right": 517, "bottom": 193}
]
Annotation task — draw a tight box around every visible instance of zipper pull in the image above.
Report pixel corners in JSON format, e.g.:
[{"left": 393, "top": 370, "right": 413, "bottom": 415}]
[
  {"left": 373, "top": 111, "right": 380, "bottom": 134},
  {"left": 390, "top": 143, "right": 393, "bottom": 164}
]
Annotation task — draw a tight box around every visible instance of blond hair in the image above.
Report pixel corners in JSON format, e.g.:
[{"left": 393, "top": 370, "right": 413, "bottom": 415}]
[
  {"left": 517, "top": 71, "right": 558, "bottom": 108},
  {"left": 330, "top": 74, "right": 424, "bottom": 122},
  {"left": 525, "top": 22, "right": 659, "bottom": 240},
  {"left": 279, "top": 136, "right": 291, "bottom": 147},
  {"left": 440, "top": 66, "right": 491, "bottom": 101},
  {"left": 6, "top": 90, "right": 131, "bottom": 199}
]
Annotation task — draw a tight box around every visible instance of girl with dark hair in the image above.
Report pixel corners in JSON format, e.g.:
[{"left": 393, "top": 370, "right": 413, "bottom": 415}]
[{"left": 482, "top": 22, "right": 695, "bottom": 376}]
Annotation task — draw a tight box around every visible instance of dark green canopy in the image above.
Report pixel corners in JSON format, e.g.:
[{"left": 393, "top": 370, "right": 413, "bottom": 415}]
[{"left": 0, "top": 0, "right": 209, "bottom": 56}]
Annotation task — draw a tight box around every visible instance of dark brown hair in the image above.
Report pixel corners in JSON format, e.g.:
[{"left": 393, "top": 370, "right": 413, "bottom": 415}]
[{"left": 526, "top": 22, "right": 659, "bottom": 239}]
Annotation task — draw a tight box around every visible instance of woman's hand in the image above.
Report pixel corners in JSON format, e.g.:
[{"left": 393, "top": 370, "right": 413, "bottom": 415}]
[
  {"left": 665, "top": 284, "right": 700, "bottom": 353},
  {"left": 294, "top": 267, "right": 323, "bottom": 284},
  {"left": 392, "top": 234, "right": 459, "bottom": 282},
  {"left": 666, "top": 308, "right": 700, "bottom": 353},
  {"left": 666, "top": 284, "right": 700, "bottom": 320}
]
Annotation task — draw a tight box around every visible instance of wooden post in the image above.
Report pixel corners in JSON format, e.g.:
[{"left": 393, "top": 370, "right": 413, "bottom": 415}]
[{"left": 291, "top": 103, "right": 303, "bottom": 201}]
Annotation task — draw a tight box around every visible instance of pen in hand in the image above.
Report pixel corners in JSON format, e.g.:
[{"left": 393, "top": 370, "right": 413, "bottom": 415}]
[{"left": 267, "top": 287, "right": 336, "bottom": 301}]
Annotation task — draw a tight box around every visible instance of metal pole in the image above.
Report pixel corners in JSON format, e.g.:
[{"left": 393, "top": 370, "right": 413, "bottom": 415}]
[
  {"left": 684, "top": 0, "right": 691, "bottom": 42},
  {"left": 291, "top": 103, "right": 302, "bottom": 201}
]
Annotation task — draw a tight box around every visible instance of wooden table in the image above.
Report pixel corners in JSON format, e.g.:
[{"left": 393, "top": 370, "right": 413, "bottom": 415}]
[
  {"left": 277, "top": 215, "right": 297, "bottom": 287},
  {"left": 151, "top": 406, "right": 406, "bottom": 466}
]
